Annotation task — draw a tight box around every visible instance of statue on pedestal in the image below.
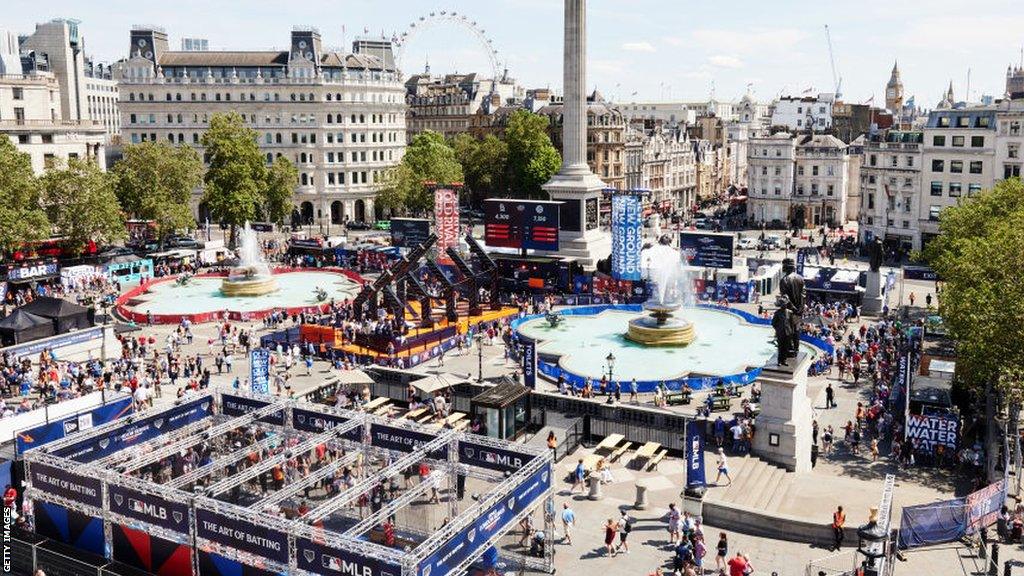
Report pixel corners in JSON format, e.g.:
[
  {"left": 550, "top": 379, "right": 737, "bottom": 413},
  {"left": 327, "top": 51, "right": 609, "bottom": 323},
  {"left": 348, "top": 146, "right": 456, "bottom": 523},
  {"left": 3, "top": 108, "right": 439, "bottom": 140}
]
[
  {"left": 773, "top": 257, "right": 806, "bottom": 366},
  {"left": 869, "top": 237, "right": 884, "bottom": 273},
  {"left": 771, "top": 295, "right": 794, "bottom": 366}
]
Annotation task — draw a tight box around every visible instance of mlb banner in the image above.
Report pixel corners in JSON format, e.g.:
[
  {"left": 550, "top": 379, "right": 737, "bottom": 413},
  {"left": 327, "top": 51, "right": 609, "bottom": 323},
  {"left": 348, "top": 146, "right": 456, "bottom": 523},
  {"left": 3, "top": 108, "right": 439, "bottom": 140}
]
[
  {"left": 221, "top": 393, "right": 285, "bottom": 426},
  {"left": 296, "top": 537, "right": 401, "bottom": 576},
  {"left": 684, "top": 420, "right": 707, "bottom": 488},
  {"left": 611, "top": 194, "right": 643, "bottom": 281},
  {"left": 16, "top": 395, "right": 133, "bottom": 455},
  {"left": 458, "top": 439, "right": 534, "bottom": 474},
  {"left": 433, "top": 187, "right": 460, "bottom": 264},
  {"left": 370, "top": 423, "right": 449, "bottom": 459},
  {"left": 522, "top": 340, "right": 537, "bottom": 389},
  {"left": 250, "top": 348, "right": 271, "bottom": 394},
  {"left": 292, "top": 407, "right": 363, "bottom": 441},
  {"left": 196, "top": 507, "right": 289, "bottom": 564},
  {"left": 108, "top": 484, "right": 191, "bottom": 534},
  {"left": 29, "top": 461, "right": 103, "bottom": 509}
]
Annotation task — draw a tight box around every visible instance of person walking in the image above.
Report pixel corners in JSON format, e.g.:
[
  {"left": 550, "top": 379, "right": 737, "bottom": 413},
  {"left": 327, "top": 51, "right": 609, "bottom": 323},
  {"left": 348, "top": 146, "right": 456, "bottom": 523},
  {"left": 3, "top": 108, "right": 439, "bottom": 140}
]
[
  {"left": 603, "top": 517, "right": 618, "bottom": 557},
  {"left": 715, "top": 532, "right": 728, "bottom": 572},
  {"left": 560, "top": 503, "right": 576, "bottom": 545},
  {"left": 629, "top": 378, "right": 638, "bottom": 404},
  {"left": 832, "top": 505, "right": 846, "bottom": 551},
  {"left": 715, "top": 448, "right": 732, "bottom": 486},
  {"left": 571, "top": 459, "right": 586, "bottom": 493},
  {"left": 825, "top": 381, "right": 836, "bottom": 408},
  {"left": 615, "top": 509, "right": 632, "bottom": 554},
  {"left": 666, "top": 502, "right": 681, "bottom": 545}
]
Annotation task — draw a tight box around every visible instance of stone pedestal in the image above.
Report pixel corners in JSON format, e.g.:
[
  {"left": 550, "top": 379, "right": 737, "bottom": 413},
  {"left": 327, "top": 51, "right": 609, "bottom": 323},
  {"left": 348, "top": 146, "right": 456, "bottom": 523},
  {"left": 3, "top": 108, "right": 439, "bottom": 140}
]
[
  {"left": 587, "top": 475, "right": 603, "bottom": 500},
  {"left": 682, "top": 490, "right": 704, "bottom": 518},
  {"left": 634, "top": 480, "right": 649, "bottom": 510},
  {"left": 753, "top": 352, "right": 813, "bottom": 473},
  {"left": 862, "top": 270, "right": 885, "bottom": 315}
]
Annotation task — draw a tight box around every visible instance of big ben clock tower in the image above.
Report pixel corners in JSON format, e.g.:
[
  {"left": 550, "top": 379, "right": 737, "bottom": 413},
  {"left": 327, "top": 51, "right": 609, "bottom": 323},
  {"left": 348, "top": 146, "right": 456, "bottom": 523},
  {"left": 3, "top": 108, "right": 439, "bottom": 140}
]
[{"left": 885, "top": 61, "right": 904, "bottom": 114}]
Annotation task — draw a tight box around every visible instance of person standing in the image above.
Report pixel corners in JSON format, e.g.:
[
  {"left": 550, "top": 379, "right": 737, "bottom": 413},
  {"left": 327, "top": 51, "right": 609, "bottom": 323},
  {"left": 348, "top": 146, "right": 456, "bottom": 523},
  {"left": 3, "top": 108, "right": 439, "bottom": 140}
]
[
  {"left": 561, "top": 503, "right": 576, "bottom": 545},
  {"left": 715, "top": 532, "right": 728, "bottom": 572},
  {"left": 629, "top": 378, "right": 638, "bottom": 404},
  {"left": 603, "top": 517, "right": 617, "bottom": 557},
  {"left": 715, "top": 448, "right": 733, "bottom": 486},
  {"left": 571, "top": 459, "right": 586, "bottom": 493},
  {"left": 727, "top": 551, "right": 749, "bottom": 576},
  {"left": 832, "top": 505, "right": 846, "bottom": 551},
  {"left": 825, "top": 381, "right": 836, "bottom": 408},
  {"left": 666, "top": 502, "right": 681, "bottom": 545},
  {"left": 615, "top": 509, "right": 632, "bottom": 554}
]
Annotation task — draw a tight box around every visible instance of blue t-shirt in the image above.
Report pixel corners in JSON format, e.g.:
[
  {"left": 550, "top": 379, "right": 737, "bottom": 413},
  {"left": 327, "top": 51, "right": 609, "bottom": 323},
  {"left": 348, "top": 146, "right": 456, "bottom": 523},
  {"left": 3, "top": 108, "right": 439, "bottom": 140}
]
[
  {"left": 561, "top": 509, "right": 576, "bottom": 524},
  {"left": 574, "top": 463, "right": 585, "bottom": 480}
]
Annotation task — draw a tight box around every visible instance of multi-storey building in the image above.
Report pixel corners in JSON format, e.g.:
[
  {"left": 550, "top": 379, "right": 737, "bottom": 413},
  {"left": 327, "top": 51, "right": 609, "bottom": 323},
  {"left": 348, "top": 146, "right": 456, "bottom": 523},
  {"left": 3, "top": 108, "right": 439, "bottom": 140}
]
[
  {"left": 404, "top": 69, "right": 521, "bottom": 141},
  {"left": 537, "top": 90, "right": 625, "bottom": 190},
  {"left": 748, "top": 132, "right": 797, "bottom": 225},
  {"left": 84, "top": 60, "right": 119, "bottom": 139},
  {"left": 857, "top": 131, "right": 923, "bottom": 253},
  {"left": 115, "top": 26, "right": 406, "bottom": 226},
  {"left": 747, "top": 133, "right": 849, "bottom": 227},
  {"left": 0, "top": 31, "right": 105, "bottom": 173},
  {"left": 994, "top": 66, "right": 1024, "bottom": 182},
  {"left": 919, "top": 108, "right": 996, "bottom": 247},
  {"left": 770, "top": 94, "right": 834, "bottom": 132}
]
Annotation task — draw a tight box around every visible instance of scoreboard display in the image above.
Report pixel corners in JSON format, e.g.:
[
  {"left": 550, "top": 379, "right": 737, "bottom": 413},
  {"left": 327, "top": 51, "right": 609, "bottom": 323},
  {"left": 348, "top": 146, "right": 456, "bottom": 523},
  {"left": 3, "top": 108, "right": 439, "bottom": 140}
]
[{"left": 483, "top": 199, "right": 561, "bottom": 251}]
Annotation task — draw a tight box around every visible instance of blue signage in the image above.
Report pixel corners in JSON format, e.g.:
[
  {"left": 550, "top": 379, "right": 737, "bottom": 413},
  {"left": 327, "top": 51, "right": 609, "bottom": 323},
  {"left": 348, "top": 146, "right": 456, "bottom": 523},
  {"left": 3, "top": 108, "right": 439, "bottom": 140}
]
[
  {"left": 295, "top": 537, "right": 401, "bottom": 576},
  {"left": 5, "top": 325, "right": 104, "bottom": 358},
  {"left": 250, "top": 349, "right": 271, "bottom": 395},
  {"left": 611, "top": 195, "right": 643, "bottom": 281},
  {"left": 30, "top": 461, "right": 104, "bottom": 508},
  {"left": 684, "top": 421, "right": 706, "bottom": 488},
  {"left": 222, "top": 393, "right": 285, "bottom": 426},
  {"left": 7, "top": 261, "right": 59, "bottom": 282},
  {"left": 292, "top": 407, "right": 363, "bottom": 441},
  {"left": 417, "top": 465, "right": 551, "bottom": 576},
  {"left": 54, "top": 396, "right": 213, "bottom": 462},
  {"left": 108, "top": 484, "right": 190, "bottom": 534},
  {"left": 522, "top": 340, "right": 537, "bottom": 389},
  {"left": 457, "top": 439, "right": 534, "bottom": 474},
  {"left": 17, "top": 396, "right": 134, "bottom": 455},
  {"left": 196, "top": 507, "right": 289, "bottom": 564},
  {"left": 680, "top": 231, "right": 734, "bottom": 269},
  {"left": 370, "top": 423, "right": 448, "bottom": 459}
]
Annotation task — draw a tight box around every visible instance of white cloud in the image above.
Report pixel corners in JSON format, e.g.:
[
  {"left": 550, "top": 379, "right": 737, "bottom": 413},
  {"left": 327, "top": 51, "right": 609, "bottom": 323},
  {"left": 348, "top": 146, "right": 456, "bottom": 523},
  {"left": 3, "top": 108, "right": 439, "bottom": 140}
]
[
  {"left": 621, "top": 41, "right": 657, "bottom": 53},
  {"left": 690, "top": 28, "right": 806, "bottom": 55},
  {"left": 708, "top": 55, "right": 743, "bottom": 69}
]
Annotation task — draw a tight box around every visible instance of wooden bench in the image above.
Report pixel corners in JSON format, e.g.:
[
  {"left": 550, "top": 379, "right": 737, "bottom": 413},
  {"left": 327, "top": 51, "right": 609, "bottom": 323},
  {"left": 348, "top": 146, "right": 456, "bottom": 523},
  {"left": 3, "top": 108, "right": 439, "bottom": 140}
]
[
  {"left": 452, "top": 419, "right": 469, "bottom": 431},
  {"left": 609, "top": 442, "right": 633, "bottom": 463},
  {"left": 372, "top": 403, "right": 393, "bottom": 416},
  {"left": 402, "top": 407, "right": 428, "bottom": 420},
  {"left": 709, "top": 396, "right": 731, "bottom": 412},
  {"left": 646, "top": 449, "right": 669, "bottom": 471},
  {"left": 595, "top": 433, "right": 625, "bottom": 454},
  {"left": 665, "top": 391, "right": 692, "bottom": 406}
]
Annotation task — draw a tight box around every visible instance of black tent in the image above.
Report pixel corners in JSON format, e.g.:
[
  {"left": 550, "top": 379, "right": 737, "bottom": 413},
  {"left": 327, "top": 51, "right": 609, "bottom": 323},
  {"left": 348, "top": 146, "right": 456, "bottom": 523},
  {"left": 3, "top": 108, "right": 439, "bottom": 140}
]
[
  {"left": 0, "top": 309, "right": 56, "bottom": 345},
  {"left": 19, "top": 297, "right": 94, "bottom": 334}
]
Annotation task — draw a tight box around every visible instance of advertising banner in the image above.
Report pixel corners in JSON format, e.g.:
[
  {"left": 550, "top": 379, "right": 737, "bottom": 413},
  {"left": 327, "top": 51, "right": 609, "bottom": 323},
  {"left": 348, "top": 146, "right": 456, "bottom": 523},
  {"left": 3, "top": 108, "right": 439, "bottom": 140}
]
[
  {"left": 390, "top": 218, "right": 432, "bottom": 249},
  {"left": 5, "top": 325, "right": 103, "bottom": 358},
  {"left": 108, "top": 484, "right": 191, "bottom": 534},
  {"left": 903, "top": 265, "right": 939, "bottom": 281},
  {"left": 684, "top": 420, "right": 706, "bottom": 488},
  {"left": 250, "top": 349, "right": 271, "bottom": 395},
  {"left": 905, "top": 413, "right": 959, "bottom": 452},
  {"left": 679, "top": 231, "right": 734, "bottom": 269},
  {"left": 221, "top": 393, "right": 285, "bottom": 426},
  {"left": 113, "top": 523, "right": 195, "bottom": 576},
  {"left": 199, "top": 551, "right": 286, "bottom": 576},
  {"left": 196, "top": 507, "right": 289, "bottom": 564},
  {"left": 433, "top": 188, "right": 460, "bottom": 263},
  {"left": 33, "top": 500, "right": 105, "bottom": 556},
  {"left": 54, "top": 396, "right": 213, "bottom": 462},
  {"left": 611, "top": 195, "right": 643, "bottom": 281},
  {"left": 16, "top": 396, "right": 133, "bottom": 455},
  {"left": 966, "top": 479, "right": 1006, "bottom": 534},
  {"left": 292, "top": 407, "right": 363, "bottom": 441},
  {"left": 522, "top": 340, "right": 537, "bottom": 389},
  {"left": 7, "top": 261, "right": 60, "bottom": 282},
  {"left": 370, "top": 423, "right": 448, "bottom": 459},
  {"left": 417, "top": 465, "right": 551, "bottom": 576},
  {"left": 483, "top": 199, "right": 561, "bottom": 251},
  {"left": 457, "top": 439, "right": 534, "bottom": 474},
  {"left": 295, "top": 537, "right": 401, "bottom": 576},
  {"left": 29, "top": 461, "right": 103, "bottom": 509}
]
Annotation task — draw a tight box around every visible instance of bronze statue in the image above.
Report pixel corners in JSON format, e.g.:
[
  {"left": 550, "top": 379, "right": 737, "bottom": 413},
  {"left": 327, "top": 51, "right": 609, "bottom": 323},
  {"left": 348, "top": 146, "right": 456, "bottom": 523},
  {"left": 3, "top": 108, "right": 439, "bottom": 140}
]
[
  {"left": 771, "top": 295, "right": 794, "bottom": 365},
  {"left": 776, "top": 257, "right": 806, "bottom": 365},
  {"left": 869, "top": 237, "right": 884, "bottom": 273}
]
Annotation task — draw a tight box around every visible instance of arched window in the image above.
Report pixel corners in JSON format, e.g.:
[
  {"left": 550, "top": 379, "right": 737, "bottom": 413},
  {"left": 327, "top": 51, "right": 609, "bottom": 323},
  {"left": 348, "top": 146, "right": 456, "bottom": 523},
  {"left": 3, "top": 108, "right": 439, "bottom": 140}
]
[
  {"left": 175, "top": 93, "right": 181, "bottom": 101},
  {"left": 275, "top": 133, "right": 282, "bottom": 144},
  {"left": 327, "top": 114, "right": 333, "bottom": 124},
  {"left": 326, "top": 94, "right": 332, "bottom": 101},
  {"left": 266, "top": 153, "right": 273, "bottom": 163},
  {"left": 300, "top": 173, "right": 308, "bottom": 186},
  {"left": 265, "top": 133, "right": 272, "bottom": 144}
]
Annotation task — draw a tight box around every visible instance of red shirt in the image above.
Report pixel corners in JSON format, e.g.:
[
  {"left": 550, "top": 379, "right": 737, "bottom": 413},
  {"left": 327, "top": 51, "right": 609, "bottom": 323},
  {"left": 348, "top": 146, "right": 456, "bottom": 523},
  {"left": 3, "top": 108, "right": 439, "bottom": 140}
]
[
  {"left": 728, "top": 556, "right": 749, "bottom": 576},
  {"left": 4, "top": 487, "right": 17, "bottom": 508}
]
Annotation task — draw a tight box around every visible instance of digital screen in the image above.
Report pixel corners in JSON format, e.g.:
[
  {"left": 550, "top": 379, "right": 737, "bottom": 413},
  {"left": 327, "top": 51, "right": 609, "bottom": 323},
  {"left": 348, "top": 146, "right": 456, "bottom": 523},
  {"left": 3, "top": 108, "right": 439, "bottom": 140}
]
[{"left": 484, "top": 199, "right": 561, "bottom": 251}]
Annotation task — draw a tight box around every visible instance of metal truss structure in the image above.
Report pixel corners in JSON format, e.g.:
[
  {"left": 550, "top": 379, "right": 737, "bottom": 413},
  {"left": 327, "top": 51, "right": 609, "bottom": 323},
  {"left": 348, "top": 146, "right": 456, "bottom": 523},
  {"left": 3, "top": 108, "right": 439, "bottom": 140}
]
[{"left": 22, "top": 388, "right": 554, "bottom": 576}]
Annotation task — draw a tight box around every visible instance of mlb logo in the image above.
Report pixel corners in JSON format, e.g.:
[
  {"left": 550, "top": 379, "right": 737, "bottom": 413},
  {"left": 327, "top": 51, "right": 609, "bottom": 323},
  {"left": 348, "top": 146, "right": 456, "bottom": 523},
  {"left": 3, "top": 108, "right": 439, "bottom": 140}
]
[{"left": 129, "top": 498, "right": 144, "bottom": 513}]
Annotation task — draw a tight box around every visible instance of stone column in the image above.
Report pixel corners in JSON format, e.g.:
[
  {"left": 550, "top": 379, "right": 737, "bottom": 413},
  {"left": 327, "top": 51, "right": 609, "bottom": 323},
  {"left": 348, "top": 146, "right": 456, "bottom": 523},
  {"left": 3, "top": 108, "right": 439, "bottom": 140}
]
[{"left": 562, "top": 0, "right": 588, "bottom": 175}]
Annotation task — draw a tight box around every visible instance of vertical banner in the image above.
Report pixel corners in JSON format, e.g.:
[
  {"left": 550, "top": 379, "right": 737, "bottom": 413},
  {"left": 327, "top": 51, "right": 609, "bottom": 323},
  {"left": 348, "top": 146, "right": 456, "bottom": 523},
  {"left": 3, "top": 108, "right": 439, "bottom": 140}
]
[
  {"left": 522, "top": 340, "right": 537, "bottom": 389},
  {"left": 611, "top": 195, "right": 643, "bottom": 281},
  {"left": 684, "top": 420, "right": 706, "bottom": 488},
  {"left": 966, "top": 479, "right": 1007, "bottom": 534},
  {"left": 250, "top": 348, "right": 270, "bottom": 394},
  {"left": 433, "top": 187, "right": 460, "bottom": 264}
]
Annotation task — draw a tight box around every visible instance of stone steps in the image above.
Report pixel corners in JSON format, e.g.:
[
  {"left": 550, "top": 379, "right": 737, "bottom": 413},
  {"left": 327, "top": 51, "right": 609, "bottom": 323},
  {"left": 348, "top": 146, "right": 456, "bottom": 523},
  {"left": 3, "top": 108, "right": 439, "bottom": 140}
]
[{"left": 705, "top": 453, "right": 795, "bottom": 514}]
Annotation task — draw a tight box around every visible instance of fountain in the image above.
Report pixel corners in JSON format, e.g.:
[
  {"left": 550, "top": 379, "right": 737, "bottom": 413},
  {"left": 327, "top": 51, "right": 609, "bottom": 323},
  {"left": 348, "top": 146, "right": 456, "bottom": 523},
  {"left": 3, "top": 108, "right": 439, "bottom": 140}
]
[
  {"left": 625, "top": 234, "right": 696, "bottom": 346},
  {"left": 221, "top": 222, "right": 279, "bottom": 297}
]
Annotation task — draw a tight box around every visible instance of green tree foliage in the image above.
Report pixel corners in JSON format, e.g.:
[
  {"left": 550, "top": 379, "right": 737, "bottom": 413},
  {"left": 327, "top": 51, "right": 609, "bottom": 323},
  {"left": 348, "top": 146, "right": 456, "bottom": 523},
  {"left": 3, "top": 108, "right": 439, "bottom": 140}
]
[
  {"left": 264, "top": 156, "right": 299, "bottom": 225},
  {"left": 451, "top": 133, "right": 508, "bottom": 205},
  {"left": 377, "top": 130, "right": 463, "bottom": 215},
  {"left": 112, "top": 141, "right": 202, "bottom": 246},
  {"left": 39, "top": 158, "right": 125, "bottom": 252},
  {"left": 0, "top": 138, "right": 49, "bottom": 254},
  {"left": 504, "top": 110, "right": 561, "bottom": 198},
  {"left": 923, "top": 179, "right": 1024, "bottom": 390},
  {"left": 201, "top": 113, "right": 269, "bottom": 243}
]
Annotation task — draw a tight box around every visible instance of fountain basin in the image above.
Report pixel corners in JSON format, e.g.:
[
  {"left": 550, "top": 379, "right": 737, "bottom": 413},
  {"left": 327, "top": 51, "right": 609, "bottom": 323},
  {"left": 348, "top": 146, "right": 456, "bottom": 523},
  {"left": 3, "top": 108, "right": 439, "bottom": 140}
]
[
  {"left": 220, "top": 275, "right": 280, "bottom": 297},
  {"left": 626, "top": 315, "right": 696, "bottom": 346}
]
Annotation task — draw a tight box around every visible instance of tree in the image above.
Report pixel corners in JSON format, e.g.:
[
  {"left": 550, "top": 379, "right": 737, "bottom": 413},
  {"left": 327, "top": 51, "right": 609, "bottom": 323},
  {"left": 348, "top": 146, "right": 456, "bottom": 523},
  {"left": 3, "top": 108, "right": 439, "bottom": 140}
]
[
  {"left": 452, "top": 133, "right": 508, "bottom": 205},
  {"left": 504, "top": 110, "right": 561, "bottom": 198},
  {"left": 39, "top": 158, "right": 125, "bottom": 252},
  {"left": 112, "top": 141, "right": 202, "bottom": 247},
  {"left": 264, "top": 156, "right": 298, "bottom": 226},
  {"left": 923, "top": 178, "right": 1024, "bottom": 391},
  {"left": 201, "top": 113, "right": 269, "bottom": 245},
  {"left": 0, "top": 138, "right": 49, "bottom": 254},
  {"left": 377, "top": 130, "right": 463, "bottom": 215}
]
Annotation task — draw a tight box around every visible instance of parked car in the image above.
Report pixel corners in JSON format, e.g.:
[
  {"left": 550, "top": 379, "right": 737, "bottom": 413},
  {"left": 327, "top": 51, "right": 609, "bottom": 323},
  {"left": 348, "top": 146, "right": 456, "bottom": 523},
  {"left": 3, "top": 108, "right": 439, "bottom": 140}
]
[
  {"left": 346, "top": 221, "right": 371, "bottom": 230},
  {"left": 737, "top": 237, "right": 758, "bottom": 250}
]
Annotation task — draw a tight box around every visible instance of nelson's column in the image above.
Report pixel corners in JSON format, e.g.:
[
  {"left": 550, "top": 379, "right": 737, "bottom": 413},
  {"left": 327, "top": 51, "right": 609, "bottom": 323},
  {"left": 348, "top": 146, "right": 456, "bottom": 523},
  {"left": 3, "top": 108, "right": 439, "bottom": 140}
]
[{"left": 544, "top": 0, "right": 612, "bottom": 269}]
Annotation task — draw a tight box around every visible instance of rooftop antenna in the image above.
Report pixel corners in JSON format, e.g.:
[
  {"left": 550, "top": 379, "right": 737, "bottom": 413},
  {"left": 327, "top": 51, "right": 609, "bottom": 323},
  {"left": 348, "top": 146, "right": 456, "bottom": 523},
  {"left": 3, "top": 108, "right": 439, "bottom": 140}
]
[{"left": 966, "top": 67, "right": 971, "bottom": 103}]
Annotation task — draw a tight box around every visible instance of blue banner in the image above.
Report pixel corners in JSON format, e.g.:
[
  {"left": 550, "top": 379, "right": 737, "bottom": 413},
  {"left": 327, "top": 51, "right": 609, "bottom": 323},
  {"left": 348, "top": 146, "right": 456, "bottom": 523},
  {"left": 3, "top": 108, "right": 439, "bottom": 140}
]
[
  {"left": 680, "top": 231, "right": 734, "bottom": 269},
  {"left": 522, "top": 340, "right": 537, "bottom": 389},
  {"left": 108, "top": 483, "right": 190, "bottom": 534},
  {"left": 222, "top": 393, "right": 285, "bottom": 426},
  {"left": 458, "top": 439, "right": 535, "bottom": 474},
  {"left": 417, "top": 465, "right": 551, "bottom": 576},
  {"left": 196, "top": 507, "right": 289, "bottom": 564},
  {"left": 250, "top": 349, "right": 271, "bottom": 395},
  {"left": 292, "top": 407, "right": 363, "bottom": 441},
  {"left": 29, "top": 461, "right": 103, "bottom": 508},
  {"left": 17, "top": 396, "right": 134, "bottom": 455},
  {"left": 296, "top": 537, "right": 401, "bottom": 576},
  {"left": 898, "top": 499, "right": 966, "bottom": 549},
  {"left": 684, "top": 420, "right": 706, "bottom": 488},
  {"left": 54, "top": 396, "right": 213, "bottom": 462},
  {"left": 611, "top": 195, "right": 643, "bottom": 281}
]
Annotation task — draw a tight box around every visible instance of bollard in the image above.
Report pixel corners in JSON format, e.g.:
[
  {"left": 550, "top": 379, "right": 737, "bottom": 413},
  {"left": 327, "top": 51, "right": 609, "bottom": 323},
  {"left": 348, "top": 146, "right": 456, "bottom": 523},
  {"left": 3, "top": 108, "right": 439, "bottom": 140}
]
[
  {"left": 587, "top": 475, "right": 603, "bottom": 500},
  {"left": 634, "top": 480, "right": 649, "bottom": 510},
  {"left": 1004, "top": 559, "right": 1012, "bottom": 576},
  {"left": 989, "top": 543, "right": 999, "bottom": 576}
]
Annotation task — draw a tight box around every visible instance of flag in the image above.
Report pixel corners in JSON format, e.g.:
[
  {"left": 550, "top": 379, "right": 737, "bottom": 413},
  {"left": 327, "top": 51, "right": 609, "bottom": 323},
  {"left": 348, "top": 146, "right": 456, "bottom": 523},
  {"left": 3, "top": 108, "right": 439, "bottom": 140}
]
[
  {"left": 864, "top": 95, "right": 875, "bottom": 105},
  {"left": 906, "top": 95, "right": 915, "bottom": 108},
  {"left": 802, "top": 86, "right": 814, "bottom": 94}
]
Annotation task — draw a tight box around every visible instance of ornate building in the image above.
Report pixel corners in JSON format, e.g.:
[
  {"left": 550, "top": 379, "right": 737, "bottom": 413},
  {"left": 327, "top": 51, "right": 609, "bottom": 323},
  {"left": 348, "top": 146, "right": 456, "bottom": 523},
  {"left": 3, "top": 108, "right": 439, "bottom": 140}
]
[
  {"left": 404, "top": 69, "right": 522, "bottom": 141},
  {"left": 886, "top": 62, "right": 904, "bottom": 114},
  {"left": 536, "top": 90, "right": 625, "bottom": 190},
  {"left": 115, "top": 26, "right": 406, "bottom": 226}
]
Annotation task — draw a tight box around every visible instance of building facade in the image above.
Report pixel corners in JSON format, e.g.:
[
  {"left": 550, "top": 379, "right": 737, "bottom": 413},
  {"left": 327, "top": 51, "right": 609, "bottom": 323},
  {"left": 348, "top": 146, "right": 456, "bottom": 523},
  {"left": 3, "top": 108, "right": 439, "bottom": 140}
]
[
  {"left": 857, "top": 131, "right": 923, "bottom": 252},
  {"left": 770, "top": 94, "right": 834, "bottom": 132},
  {"left": 747, "top": 132, "right": 797, "bottom": 225},
  {"left": 537, "top": 90, "right": 626, "bottom": 190},
  {"left": 404, "top": 70, "right": 521, "bottom": 141},
  {"left": 747, "top": 133, "right": 849, "bottom": 227},
  {"left": 115, "top": 26, "right": 406, "bottom": 226}
]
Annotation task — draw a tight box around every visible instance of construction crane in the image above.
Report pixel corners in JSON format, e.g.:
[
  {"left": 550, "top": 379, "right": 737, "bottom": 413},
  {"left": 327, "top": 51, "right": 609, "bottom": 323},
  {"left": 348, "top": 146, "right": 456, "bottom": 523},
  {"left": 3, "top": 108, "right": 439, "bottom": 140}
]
[{"left": 825, "top": 24, "right": 842, "bottom": 99}]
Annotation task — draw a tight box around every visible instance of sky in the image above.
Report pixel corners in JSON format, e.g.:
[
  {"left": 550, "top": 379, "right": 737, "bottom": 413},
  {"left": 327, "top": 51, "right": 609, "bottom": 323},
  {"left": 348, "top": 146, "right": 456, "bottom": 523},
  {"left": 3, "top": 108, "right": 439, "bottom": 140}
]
[{"left": 7, "top": 0, "right": 1024, "bottom": 106}]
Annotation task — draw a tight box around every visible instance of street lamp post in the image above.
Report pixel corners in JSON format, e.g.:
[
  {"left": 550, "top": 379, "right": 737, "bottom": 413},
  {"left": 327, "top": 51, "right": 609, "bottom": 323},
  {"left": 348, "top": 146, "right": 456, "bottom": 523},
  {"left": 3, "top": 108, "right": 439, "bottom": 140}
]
[
  {"left": 476, "top": 333, "right": 484, "bottom": 383},
  {"left": 605, "top": 351, "right": 616, "bottom": 385}
]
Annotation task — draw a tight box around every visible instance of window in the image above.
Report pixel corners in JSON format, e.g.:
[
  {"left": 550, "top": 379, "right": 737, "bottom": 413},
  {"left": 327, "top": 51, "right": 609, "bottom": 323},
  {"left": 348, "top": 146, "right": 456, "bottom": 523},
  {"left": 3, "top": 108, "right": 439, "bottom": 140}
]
[
  {"left": 950, "top": 160, "right": 963, "bottom": 174},
  {"left": 952, "top": 136, "right": 965, "bottom": 147},
  {"left": 977, "top": 116, "right": 990, "bottom": 128},
  {"left": 890, "top": 156, "right": 898, "bottom": 167},
  {"left": 1011, "top": 121, "right": 1022, "bottom": 136},
  {"left": 869, "top": 154, "right": 877, "bottom": 167},
  {"left": 929, "top": 206, "right": 942, "bottom": 220},
  {"left": 948, "top": 182, "right": 961, "bottom": 197},
  {"left": 932, "top": 135, "right": 945, "bottom": 146},
  {"left": 969, "top": 161, "right": 983, "bottom": 174},
  {"left": 827, "top": 184, "right": 834, "bottom": 196},
  {"left": 931, "top": 159, "right": 944, "bottom": 172},
  {"left": 903, "top": 198, "right": 912, "bottom": 213},
  {"left": 12, "top": 87, "right": 23, "bottom": 100},
  {"left": 797, "top": 166, "right": 804, "bottom": 176},
  {"left": 761, "top": 166, "right": 768, "bottom": 176},
  {"left": 1005, "top": 164, "right": 1022, "bottom": 179},
  {"left": 812, "top": 165, "right": 819, "bottom": 176},
  {"left": 902, "top": 220, "right": 910, "bottom": 229},
  {"left": 968, "top": 184, "right": 982, "bottom": 196},
  {"left": 938, "top": 117, "right": 950, "bottom": 128},
  {"left": 956, "top": 116, "right": 970, "bottom": 128},
  {"left": 930, "top": 181, "right": 943, "bottom": 196},
  {"left": 1010, "top": 144, "right": 1020, "bottom": 159},
  {"left": 906, "top": 156, "right": 915, "bottom": 167},
  {"left": 971, "top": 136, "right": 984, "bottom": 148}
]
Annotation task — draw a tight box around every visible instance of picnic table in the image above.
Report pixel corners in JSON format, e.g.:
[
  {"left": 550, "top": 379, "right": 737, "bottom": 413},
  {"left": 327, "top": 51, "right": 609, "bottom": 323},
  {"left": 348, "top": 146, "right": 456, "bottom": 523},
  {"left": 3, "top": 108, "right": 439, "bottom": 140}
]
[
  {"left": 444, "top": 412, "right": 466, "bottom": 426},
  {"left": 632, "top": 441, "right": 662, "bottom": 469},
  {"left": 452, "top": 419, "right": 469, "bottom": 431},
  {"left": 362, "top": 397, "right": 389, "bottom": 412},
  {"left": 582, "top": 453, "right": 603, "bottom": 472},
  {"left": 665, "top": 390, "right": 692, "bottom": 405},
  {"left": 595, "top": 433, "right": 625, "bottom": 453},
  {"left": 403, "top": 407, "right": 428, "bottom": 420},
  {"left": 708, "top": 395, "right": 731, "bottom": 412}
]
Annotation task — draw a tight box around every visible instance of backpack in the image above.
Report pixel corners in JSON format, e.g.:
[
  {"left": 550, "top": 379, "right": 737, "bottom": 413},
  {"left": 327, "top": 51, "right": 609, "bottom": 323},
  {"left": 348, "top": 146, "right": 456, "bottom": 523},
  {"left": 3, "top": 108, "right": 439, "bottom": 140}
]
[{"left": 623, "top": 516, "right": 633, "bottom": 533}]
